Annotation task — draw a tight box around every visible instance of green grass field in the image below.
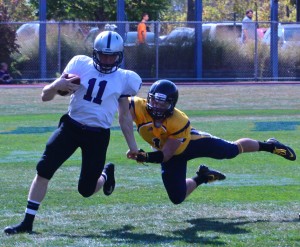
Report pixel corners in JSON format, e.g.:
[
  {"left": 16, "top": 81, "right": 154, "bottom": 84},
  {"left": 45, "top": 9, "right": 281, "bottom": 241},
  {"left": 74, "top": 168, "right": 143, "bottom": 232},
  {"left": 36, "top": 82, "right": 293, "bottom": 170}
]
[{"left": 0, "top": 84, "right": 299, "bottom": 247}]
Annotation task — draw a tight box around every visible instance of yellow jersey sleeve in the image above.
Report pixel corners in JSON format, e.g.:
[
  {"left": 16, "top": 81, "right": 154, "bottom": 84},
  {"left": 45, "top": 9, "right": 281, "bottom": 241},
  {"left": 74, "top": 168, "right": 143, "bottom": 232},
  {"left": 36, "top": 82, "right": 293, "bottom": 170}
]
[{"left": 131, "top": 96, "right": 191, "bottom": 155}]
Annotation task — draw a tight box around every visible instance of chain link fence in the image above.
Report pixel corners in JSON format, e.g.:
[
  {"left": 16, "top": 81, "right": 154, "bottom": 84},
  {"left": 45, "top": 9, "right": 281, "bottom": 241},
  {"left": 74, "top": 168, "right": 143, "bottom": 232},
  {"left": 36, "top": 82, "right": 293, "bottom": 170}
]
[{"left": 2, "top": 21, "right": 300, "bottom": 82}]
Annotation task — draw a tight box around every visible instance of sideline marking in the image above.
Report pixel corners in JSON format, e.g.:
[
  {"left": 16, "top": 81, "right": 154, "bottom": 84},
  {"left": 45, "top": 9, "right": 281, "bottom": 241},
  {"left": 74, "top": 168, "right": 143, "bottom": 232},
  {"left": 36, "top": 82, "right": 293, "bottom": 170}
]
[
  {"left": 254, "top": 121, "right": 300, "bottom": 131},
  {"left": 0, "top": 126, "right": 122, "bottom": 134}
]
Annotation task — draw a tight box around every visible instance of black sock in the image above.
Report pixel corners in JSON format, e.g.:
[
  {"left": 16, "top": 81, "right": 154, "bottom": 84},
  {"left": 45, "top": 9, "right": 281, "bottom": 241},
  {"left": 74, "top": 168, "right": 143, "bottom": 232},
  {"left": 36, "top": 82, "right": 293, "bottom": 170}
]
[
  {"left": 23, "top": 200, "right": 40, "bottom": 226},
  {"left": 192, "top": 175, "right": 205, "bottom": 186},
  {"left": 23, "top": 214, "right": 35, "bottom": 227},
  {"left": 258, "top": 141, "right": 274, "bottom": 153},
  {"left": 101, "top": 173, "right": 107, "bottom": 182}
]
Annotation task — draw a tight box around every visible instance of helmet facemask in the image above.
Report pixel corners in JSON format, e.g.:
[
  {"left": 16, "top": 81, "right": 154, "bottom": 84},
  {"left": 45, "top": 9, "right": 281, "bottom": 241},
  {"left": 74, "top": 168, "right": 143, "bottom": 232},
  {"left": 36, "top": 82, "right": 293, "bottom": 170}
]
[
  {"left": 146, "top": 79, "right": 179, "bottom": 121},
  {"left": 93, "top": 50, "right": 123, "bottom": 74},
  {"left": 147, "top": 93, "right": 174, "bottom": 120},
  {"left": 93, "top": 31, "right": 124, "bottom": 74}
]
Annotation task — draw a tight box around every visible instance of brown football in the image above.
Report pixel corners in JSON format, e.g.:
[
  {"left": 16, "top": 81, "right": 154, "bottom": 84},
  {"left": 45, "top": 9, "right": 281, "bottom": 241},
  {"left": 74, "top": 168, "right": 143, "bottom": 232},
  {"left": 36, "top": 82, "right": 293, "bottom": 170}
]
[{"left": 57, "top": 74, "right": 80, "bottom": 96}]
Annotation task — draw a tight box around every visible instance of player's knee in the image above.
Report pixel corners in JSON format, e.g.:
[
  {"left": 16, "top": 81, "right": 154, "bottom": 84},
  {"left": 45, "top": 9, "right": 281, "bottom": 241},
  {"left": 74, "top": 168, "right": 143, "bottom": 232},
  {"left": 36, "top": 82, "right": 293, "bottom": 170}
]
[
  {"left": 36, "top": 161, "right": 55, "bottom": 180},
  {"left": 78, "top": 174, "right": 99, "bottom": 197},
  {"left": 78, "top": 183, "right": 94, "bottom": 198},
  {"left": 78, "top": 187, "right": 94, "bottom": 198},
  {"left": 168, "top": 194, "right": 185, "bottom": 205}
]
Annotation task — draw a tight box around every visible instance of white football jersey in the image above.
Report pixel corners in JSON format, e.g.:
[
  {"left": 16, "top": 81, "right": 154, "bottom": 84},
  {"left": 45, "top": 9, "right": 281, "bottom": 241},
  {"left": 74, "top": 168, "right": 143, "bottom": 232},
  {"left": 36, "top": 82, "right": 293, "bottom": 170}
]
[{"left": 63, "top": 55, "right": 142, "bottom": 128}]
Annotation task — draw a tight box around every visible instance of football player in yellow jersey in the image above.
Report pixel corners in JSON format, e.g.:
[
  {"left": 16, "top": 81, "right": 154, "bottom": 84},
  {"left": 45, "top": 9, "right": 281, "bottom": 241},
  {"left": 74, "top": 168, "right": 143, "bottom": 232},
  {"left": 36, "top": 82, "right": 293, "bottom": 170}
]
[{"left": 127, "top": 79, "right": 296, "bottom": 205}]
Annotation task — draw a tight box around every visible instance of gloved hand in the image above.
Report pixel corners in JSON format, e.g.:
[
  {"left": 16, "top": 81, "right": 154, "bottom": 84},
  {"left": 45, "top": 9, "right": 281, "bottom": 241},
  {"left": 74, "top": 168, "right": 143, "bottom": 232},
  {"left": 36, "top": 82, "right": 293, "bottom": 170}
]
[{"left": 136, "top": 149, "right": 148, "bottom": 163}]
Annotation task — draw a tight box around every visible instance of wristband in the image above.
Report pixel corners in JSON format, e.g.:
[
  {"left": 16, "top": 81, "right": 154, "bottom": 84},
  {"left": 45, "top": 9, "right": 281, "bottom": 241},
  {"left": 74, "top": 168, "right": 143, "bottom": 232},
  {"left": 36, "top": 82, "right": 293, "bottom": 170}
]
[
  {"left": 146, "top": 151, "right": 164, "bottom": 163},
  {"left": 136, "top": 152, "right": 148, "bottom": 163}
]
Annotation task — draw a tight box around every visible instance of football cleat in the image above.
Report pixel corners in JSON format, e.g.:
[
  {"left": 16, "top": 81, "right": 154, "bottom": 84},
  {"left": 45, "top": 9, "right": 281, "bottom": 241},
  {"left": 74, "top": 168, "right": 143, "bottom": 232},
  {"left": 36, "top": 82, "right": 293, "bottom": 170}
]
[
  {"left": 266, "top": 138, "right": 296, "bottom": 161},
  {"left": 102, "top": 163, "right": 115, "bottom": 196},
  {"left": 196, "top": 165, "right": 226, "bottom": 184},
  {"left": 4, "top": 222, "right": 32, "bottom": 235}
]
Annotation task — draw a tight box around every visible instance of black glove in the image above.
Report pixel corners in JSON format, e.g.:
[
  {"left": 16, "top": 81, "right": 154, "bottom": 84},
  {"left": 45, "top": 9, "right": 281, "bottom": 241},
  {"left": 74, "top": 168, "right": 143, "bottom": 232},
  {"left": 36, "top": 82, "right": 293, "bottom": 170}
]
[
  {"left": 136, "top": 150, "right": 164, "bottom": 164},
  {"left": 136, "top": 149, "right": 148, "bottom": 163}
]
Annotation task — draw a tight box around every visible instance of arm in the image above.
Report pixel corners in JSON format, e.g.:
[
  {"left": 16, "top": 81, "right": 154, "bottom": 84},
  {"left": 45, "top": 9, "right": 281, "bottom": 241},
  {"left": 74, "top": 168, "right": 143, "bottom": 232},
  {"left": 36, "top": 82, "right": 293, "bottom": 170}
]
[
  {"left": 161, "top": 138, "right": 181, "bottom": 162},
  {"left": 142, "top": 31, "right": 146, "bottom": 43},
  {"left": 242, "top": 20, "right": 252, "bottom": 41},
  {"left": 136, "top": 138, "right": 181, "bottom": 164},
  {"left": 41, "top": 73, "right": 80, "bottom": 102},
  {"left": 41, "top": 78, "right": 62, "bottom": 102},
  {"left": 243, "top": 29, "right": 249, "bottom": 41},
  {"left": 118, "top": 97, "right": 139, "bottom": 156},
  {"left": 142, "top": 25, "right": 147, "bottom": 43}
]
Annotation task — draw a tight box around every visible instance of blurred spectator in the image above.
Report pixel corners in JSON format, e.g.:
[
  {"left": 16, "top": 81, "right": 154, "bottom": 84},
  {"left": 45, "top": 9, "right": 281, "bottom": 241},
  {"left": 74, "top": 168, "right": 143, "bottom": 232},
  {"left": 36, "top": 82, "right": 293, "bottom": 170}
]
[
  {"left": 137, "top": 13, "right": 150, "bottom": 71},
  {"left": 137, "top": 13, "right": 149, "bottom": 44},
  {"left": 0, "top": 62, "right": 13, "bottom": 84},
  {"left": 242, "top": 9, "right": 256, "bottom": 43}
]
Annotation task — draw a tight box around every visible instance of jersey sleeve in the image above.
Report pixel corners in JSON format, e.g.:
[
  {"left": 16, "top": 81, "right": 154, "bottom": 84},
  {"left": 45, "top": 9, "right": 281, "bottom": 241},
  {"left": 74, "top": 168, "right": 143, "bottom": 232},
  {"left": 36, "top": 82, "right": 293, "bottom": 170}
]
[
  {"left": 168, "top": 110, "right": 191, "bottom": 140},
  {"left": 121, "top": 70, "right": 142, "bottom": 98},
  {"left": 166, "top": 110, "right": 191, "bottom": 155},
  {"left": 63, "top": 55, "right": 91, "bottom": 75}
]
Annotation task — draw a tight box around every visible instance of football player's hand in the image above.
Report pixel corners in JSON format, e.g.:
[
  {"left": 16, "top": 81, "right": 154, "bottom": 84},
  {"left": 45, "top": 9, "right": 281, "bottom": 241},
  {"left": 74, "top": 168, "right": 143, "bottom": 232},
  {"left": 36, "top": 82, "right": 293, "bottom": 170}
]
[
  {"left": 53, "top": 76, "right": 69, "bottom": 91},
  {"left": 64, "top": 74, "right": 81, "bottom": 92},
  {"left": 136, "top": 149, "right": 148, "bottom": 163},
  {"left": 126, "top": 149, "right": 139, "bottom": 160},
  {"left": 54, "top": 74, "right": 80, "bottom": 93}
]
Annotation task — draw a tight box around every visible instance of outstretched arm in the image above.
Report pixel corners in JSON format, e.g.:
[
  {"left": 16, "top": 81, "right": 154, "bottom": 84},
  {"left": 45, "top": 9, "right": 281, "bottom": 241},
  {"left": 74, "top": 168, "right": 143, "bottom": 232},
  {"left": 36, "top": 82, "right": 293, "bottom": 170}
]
[
  {"left": 118, "top": 97, "right": 139, "bottom": 157},
  {"left": 136, "top": 138, "right": 181, "bottom": 164}
]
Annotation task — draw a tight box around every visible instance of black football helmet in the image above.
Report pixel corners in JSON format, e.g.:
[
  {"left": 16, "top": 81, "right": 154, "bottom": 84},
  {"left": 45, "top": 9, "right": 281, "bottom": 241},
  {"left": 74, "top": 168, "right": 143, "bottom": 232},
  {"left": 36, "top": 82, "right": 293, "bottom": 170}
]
[
  {"left": 93, "top": 31, "right": 124, "bottom": 74},
  {"left": 146, "top": 80, "right": 179, "bottom": 120}
]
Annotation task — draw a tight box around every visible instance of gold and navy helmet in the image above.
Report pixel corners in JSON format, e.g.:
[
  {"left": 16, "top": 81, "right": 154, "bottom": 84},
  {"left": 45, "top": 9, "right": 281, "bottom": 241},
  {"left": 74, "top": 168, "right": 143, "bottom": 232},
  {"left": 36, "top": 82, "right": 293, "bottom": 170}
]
[
  {"left": 93, "top": 31, "right": 124, "bottom": 74},
  {"left": 147, "top": 79, "right": 179, "bottom": 120}
]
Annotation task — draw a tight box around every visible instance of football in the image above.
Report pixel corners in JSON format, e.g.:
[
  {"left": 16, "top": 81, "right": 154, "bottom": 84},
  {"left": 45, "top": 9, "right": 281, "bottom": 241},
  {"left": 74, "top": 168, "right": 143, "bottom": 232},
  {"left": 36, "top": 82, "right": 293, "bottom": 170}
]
[{"left": 57, "top": 74, "right": 81, "bottom": 96}]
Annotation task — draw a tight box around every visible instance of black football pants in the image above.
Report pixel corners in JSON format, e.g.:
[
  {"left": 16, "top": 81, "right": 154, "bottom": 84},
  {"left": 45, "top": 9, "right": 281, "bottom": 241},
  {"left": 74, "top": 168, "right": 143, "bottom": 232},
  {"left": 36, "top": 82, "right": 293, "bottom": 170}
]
[{"left": 36, "top": 114, "right": 110, "bottom": 197}]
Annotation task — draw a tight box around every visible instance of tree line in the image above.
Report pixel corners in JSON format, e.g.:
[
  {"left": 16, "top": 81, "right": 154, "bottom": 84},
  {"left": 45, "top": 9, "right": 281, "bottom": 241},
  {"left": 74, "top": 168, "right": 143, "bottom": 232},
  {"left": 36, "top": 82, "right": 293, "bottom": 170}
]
[
  {"left": 0, "top": 0, "right": 298, "bottom": 64},
  {"left": 0, "top": 0, "right": 298, "bottom": 22}
]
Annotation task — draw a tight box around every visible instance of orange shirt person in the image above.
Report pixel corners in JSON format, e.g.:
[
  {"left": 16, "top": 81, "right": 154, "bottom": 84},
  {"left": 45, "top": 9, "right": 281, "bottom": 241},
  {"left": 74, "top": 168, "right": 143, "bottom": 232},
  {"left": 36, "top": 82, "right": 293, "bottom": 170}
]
[{"left": 137, "top": 13, "right": 149, "bottom": 44}]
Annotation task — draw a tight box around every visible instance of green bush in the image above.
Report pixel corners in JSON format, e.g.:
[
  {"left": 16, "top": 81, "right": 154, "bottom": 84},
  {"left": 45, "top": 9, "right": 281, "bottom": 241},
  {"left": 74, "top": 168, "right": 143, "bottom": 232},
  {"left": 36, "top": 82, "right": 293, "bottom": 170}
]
[
  {"left": 10, "top": 25, "right": 300, "bottom": 81},
  {"left": 0, "top": 4, "right": 19, "bottom": 68},
  {"left": 12, "top": 26, "right": 89, "bottom": 81},
  {"left": 159, "top": 36, "right": 300, "bottom": 79}
]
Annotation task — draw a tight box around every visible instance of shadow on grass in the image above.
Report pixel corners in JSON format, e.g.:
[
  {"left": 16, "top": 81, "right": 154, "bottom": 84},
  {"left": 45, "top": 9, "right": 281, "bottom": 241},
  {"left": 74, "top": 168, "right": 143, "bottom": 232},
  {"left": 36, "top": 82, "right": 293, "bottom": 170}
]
[
  {"left": 54, "top": 217, "right": 256, "bottom": 245},
  {"left": 173, "top": 218, "right": 250, "bottom": 244}
]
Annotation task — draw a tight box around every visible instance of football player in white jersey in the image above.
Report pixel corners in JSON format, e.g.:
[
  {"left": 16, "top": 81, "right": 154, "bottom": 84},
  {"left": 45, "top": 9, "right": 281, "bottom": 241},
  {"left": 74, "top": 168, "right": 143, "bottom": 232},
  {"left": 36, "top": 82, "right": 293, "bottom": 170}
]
[{"left": 4, "top": 31, "right": 142, "bottom": 235}]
